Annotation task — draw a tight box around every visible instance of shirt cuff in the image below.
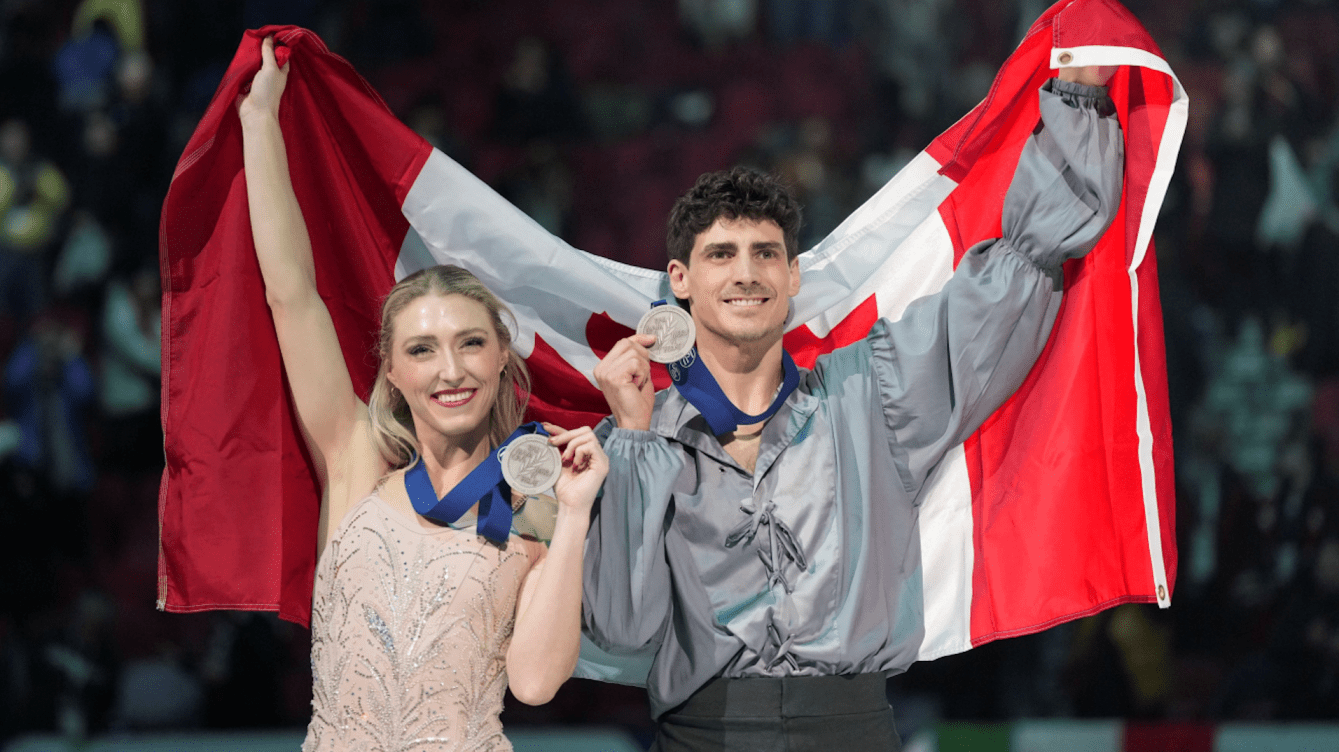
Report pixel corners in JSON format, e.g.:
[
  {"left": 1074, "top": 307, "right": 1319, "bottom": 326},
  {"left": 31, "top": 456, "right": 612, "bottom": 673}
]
[
  {"left": 606, "top": 426, "right": 661, "bottom": 444},
  {"left": 1044, "top": 78, "right": 1116, "bottom": 117}
]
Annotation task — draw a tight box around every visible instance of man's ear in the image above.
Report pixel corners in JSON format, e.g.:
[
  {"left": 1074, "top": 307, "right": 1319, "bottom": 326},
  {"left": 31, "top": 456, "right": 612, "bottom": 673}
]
[
  {"left": 787, "top": 256, "right": 801, "bottom": 297},
  {"left": 668, "top": 259, "right": 690, "bottom": 300}
]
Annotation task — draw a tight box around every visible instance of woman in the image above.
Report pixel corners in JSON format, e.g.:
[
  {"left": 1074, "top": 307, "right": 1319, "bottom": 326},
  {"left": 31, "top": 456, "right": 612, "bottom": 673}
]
[{"left": 239, "top": 36, "right": 603, "bottom": 750}]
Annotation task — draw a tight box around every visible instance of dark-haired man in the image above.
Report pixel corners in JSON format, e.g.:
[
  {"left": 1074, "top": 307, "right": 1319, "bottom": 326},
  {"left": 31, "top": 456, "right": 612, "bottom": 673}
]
[{"left": 583, "top": 67, "right": 1121, "bottom": 751}]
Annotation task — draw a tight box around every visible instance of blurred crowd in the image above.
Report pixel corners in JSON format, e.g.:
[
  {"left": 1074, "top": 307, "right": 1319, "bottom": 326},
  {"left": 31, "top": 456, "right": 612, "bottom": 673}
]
[{"left": 1, "top": 0, "right": 1337, "bottom": 746}]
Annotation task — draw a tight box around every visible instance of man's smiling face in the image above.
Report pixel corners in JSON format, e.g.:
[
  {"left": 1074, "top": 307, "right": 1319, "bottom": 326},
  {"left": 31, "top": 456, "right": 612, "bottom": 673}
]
[{"left": 668, "top": 216, "right": 800, "bottom": 351}]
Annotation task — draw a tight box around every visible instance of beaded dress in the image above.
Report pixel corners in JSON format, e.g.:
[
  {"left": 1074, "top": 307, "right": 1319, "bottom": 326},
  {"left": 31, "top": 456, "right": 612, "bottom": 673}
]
[{"left": 302, "top": 494, "right": 544, "bottom": 751}]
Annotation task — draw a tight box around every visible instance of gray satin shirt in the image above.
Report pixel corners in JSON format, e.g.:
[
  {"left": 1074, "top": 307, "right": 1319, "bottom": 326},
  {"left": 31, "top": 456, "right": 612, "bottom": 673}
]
[{"left": 582, "top": 79, "right": 1124, "bottom": 718}]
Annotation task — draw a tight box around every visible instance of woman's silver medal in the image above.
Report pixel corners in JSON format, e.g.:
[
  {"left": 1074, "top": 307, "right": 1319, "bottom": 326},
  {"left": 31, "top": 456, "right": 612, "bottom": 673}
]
[{"left": 499, "top": 434, "right": 563, "bottom": 497}]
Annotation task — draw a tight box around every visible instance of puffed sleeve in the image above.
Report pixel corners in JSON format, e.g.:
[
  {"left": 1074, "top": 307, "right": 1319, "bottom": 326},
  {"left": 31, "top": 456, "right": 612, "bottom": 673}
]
[
  {"left": 581, "top": 418, "right": 683, "bottom": 652},
  {"left": 865, "top": 78, "right": 1123, "bottom": 493},
  {"left": 1007, "top": 78, "right": 1124, "bottom": 269}
]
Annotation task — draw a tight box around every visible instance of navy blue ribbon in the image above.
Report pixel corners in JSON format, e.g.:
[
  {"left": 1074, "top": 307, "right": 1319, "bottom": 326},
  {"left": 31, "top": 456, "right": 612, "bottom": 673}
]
[
  {"left": 654, "top": 300, "right": 800, "bottom": 435},
  {"left": 404, "top": 422, "right": 549, "bottom": 543}
]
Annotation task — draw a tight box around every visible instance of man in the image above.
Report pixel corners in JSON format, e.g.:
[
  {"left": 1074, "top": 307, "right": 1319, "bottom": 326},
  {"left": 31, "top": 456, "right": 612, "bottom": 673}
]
[{"left": 583, "top": 65, "right": 1122, "bottom": 750}]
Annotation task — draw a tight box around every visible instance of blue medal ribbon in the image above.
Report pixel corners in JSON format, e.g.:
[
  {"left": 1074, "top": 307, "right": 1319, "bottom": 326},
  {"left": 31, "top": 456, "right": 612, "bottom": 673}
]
[
  {"left": 404, "top": 422, "right": 550, "bottom": 543},
  {"left": 653, "top": 300, "right": 800, "bottom": 435}
]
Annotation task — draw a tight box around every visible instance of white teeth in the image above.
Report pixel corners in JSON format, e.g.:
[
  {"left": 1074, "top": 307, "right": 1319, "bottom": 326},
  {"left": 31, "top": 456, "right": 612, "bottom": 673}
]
[
  {"left": 726, "top": 299, "right": 765, "bottom": 306},
  {"left": 433, "top": 391, "right": 473, "bottom": 405}
]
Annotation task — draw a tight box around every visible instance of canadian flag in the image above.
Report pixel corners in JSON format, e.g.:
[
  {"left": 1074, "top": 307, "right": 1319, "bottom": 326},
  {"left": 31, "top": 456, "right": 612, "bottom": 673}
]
[{"left": 159, "top": 0, "right": 1182, "bottom": 669}]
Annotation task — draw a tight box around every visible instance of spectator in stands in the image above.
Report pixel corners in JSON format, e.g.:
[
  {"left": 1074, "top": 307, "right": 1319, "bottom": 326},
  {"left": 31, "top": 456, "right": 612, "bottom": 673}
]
[
  {"left": 106, "top": 49, "right": 171, "bottom": 264},
  {"left": 3, "top": 315, "right": 96, "bottom": 498},
  {"left": 1270, "top": 535, "right": 1339, "bottom": 718},
  {"left": 51, "top": 210, "right": 112, "bottom": 303},
  {"left": 72, "top": 0, "right": 145, "bottom": 53},
  {"left": 0, "top": 118, "right": 71, "bottom": 323},
  {"left": 52, "top": 19, "right": 120, "bottom": 114},
  {"left": 493, "top": 37, "right": 585, "bottom": 144},
  {"left": 773, "top": 116, "right": 848, "bottom": 249},
  {"left": 97, "top": 264, "right": 160, "bottom": 474},
  {"left": 42, "top": 589, "right": 118, "bottom": 737},
  {"left": 765, "top": 0, "right": 851, "bottom": 48},
  {"left": 679, "top": 0, "right": 757, "bottom": 49}
]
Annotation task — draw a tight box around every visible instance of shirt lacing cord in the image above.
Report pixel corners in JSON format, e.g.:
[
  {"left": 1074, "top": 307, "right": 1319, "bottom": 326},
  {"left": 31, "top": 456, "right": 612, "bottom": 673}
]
[
  {"left": 763, "top": 618, "right": 799, "bottom": 673},
  {"left": 724, "top": 500, "right": 809, "bottom": 593}
]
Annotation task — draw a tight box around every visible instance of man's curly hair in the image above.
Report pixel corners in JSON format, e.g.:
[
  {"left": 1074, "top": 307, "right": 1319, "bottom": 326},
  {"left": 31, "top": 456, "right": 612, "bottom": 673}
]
[{"left": 666, "top": 167, "right": 803, "bottom": 266}]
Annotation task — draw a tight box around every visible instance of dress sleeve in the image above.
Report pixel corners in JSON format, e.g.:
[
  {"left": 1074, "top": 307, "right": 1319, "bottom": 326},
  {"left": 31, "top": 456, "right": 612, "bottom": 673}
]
[
  {"left": 867, "top": 78, "right": 1124, "bottom": 493},
  {"left": 581, "top": 419, "right": 683, "bottom": 652}
]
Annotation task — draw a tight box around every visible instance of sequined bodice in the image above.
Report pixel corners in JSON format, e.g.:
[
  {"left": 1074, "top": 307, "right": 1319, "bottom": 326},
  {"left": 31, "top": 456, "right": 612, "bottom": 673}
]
[{"left": 303, "top": 495, "right": 541, "bottom": 752}]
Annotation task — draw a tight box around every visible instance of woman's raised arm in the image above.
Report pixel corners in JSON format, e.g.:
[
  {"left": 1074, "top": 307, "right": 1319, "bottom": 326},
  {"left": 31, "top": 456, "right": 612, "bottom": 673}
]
[
  {"left": 238, "top": 36, "right": 366, "bottom": 481},
  {"left": 506, "top": 424, "right": 606, "bottom": 705}
]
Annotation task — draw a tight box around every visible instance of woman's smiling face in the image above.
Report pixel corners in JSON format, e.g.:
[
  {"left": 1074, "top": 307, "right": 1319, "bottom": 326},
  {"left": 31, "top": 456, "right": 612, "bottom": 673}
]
[{"left": 385, "top": 293, "right": 508, "bottom": 448}]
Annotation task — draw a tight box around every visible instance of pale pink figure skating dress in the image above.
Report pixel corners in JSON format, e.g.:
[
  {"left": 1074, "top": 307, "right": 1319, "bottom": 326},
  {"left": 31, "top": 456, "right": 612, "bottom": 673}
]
[{"left": 302, "top": 494, "right": 545, "bottom": 751}]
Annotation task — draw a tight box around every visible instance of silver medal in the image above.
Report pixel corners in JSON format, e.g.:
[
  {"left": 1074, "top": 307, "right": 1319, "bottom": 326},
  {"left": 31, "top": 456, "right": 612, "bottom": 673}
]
[
  {"left": 499, "top": 434, "right": 563, "bottom": 496},
  {"left": 637, "top": 305, "right": 696, "bottom": 364}
]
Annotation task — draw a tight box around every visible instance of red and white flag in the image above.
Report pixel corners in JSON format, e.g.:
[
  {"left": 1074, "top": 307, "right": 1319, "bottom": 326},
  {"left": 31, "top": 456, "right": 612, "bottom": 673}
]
[{"left": 160, "top": 0, "right": 1182, "bottom": 669}]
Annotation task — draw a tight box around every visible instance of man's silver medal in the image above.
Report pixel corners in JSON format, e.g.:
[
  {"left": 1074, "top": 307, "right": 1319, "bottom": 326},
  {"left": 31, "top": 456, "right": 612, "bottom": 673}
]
[{"left": 636, "top": 304, "right": 696, "bottom": 364}]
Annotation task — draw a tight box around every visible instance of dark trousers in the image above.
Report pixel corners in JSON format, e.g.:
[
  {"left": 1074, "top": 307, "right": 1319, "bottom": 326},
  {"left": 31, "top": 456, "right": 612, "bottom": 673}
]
[{"left": 652, "top": 674, "right": 901, "bottom": 752}]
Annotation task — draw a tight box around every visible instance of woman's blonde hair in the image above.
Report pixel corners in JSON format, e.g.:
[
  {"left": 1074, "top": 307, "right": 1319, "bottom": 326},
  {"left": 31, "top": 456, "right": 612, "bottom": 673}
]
[{"left": 367, "top": 265, "right": 531, "bottom": 468}]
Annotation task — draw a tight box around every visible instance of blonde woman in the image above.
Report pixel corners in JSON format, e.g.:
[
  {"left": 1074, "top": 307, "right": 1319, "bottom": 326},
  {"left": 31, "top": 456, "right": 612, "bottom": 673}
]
[{"left": 239, "top": 36, "right": 603, "bottom": 750}]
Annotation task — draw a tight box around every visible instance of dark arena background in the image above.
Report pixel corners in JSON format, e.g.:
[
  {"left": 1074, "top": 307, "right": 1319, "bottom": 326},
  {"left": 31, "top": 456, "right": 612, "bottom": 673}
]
[{"left": 3, "top": 0, "right": 1339, "bottom": 750}]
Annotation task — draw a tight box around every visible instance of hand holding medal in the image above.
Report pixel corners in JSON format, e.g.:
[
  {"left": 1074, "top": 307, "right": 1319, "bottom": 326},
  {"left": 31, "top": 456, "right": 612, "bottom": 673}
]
[
  {"left": 498, "top": 431, "right": 566, "bottom": 543},
  {"left": 636, "top": 303, "right": 695, "bottom": 364},
  {"left": 592, "top": 304, "right": 689, "bottom": 432},
  {"left": 538, "top": 423, "right": 608, "bottom": 515},
  {"left": 499, "top": 434, "right": 562, "bottom": 496}
]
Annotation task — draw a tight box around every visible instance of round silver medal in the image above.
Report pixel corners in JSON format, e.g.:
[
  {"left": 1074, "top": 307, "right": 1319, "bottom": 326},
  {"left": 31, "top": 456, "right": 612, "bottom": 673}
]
[
  {"left": 637, "top": 305, "right": 696, "bottom": 364},
  {"left": 499, "top": 434, "right": 563, "bottom": 496}
]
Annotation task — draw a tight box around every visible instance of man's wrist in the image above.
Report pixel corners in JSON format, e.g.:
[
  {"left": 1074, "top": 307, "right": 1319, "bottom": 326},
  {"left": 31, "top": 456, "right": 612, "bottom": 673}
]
[{"left": 613, "top": 412, "right": 652, "bottom": 432}]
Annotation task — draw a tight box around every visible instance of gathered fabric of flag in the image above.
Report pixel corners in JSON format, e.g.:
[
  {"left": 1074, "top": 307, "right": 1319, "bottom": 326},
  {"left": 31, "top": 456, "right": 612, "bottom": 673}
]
[{"left": 159, "top": 0, "right": 1183, "bottom": 672}]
